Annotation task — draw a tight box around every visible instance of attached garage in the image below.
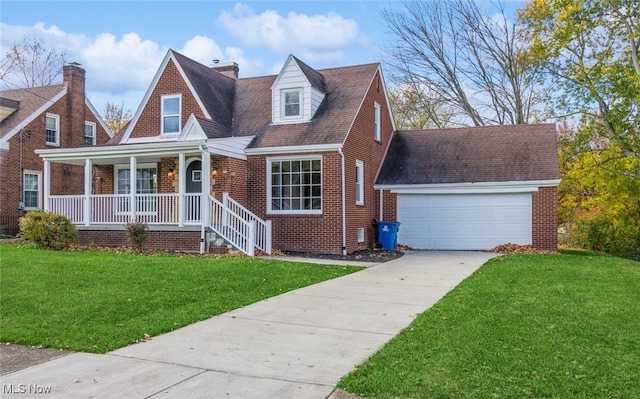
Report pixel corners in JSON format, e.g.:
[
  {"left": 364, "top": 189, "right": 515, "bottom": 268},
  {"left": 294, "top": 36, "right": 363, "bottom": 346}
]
[
  {"left": 375, "top": 124, "right": 561, "bottom": 251},
  {"left": 396, "top": 192, "right": 532, "bottom": 250}
]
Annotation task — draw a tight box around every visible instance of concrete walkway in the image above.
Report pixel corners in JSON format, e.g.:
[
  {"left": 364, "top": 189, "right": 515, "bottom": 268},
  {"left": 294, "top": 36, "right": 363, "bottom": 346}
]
[{"left": 0, "top": 251, "right": 498, "bottom": 399}]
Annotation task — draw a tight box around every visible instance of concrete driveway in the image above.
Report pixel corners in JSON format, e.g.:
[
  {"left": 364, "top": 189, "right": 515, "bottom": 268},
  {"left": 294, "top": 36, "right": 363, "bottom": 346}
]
[{"left": 0, "top": 251, "right": 498, "bottom": 399}]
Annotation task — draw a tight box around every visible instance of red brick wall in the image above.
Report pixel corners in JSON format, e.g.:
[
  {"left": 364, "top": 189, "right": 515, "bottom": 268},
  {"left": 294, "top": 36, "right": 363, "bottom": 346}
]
[
  {"left": 342, "top": 69, "right": 395, "bottom": 253},
  {"left": 244, "top": 69, "right": 395, "bottom": 255},
  {"left": 77, "top": 229, "right": 202, "bottom": 252},
  {"left": 246, "top": 152, "right": 342, "bottom": 254},
  {"left": 212, "top": 156, "right": 248, "bottom": 203},
  {"left": 379, "top": 189, "right": 397, "bottom": 222},
  {"left": 128, "top": 60, "right": 203, "bottom": 139},
  {"left": 0, "top": 65, "right": 111, "bottom": 234},
  {"left": 532, "top": 186, "right": 558, "bottom": 251}
]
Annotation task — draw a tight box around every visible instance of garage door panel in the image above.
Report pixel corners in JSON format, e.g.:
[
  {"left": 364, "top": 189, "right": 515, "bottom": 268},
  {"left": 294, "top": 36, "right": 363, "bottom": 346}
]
[{"left": 397, "top": 193, "right": 532, "bottom": 250}]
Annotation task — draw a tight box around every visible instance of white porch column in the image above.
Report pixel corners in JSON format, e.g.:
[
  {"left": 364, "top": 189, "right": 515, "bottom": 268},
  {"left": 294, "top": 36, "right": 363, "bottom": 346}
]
[
  {"left": 200, "top": 150, "right": 211, "bottom": 254},
  {"left": 178, "top": 153, "right": 185, "bottom": 227},
  {"left": 84, "top": 159, "right": 92, "bottom": 226},
  {"left": 43, "top": 160, "right": 50, "bottom": 211},
  {"left": 129, "top": 156, "right": 137, "bottom": 223}
]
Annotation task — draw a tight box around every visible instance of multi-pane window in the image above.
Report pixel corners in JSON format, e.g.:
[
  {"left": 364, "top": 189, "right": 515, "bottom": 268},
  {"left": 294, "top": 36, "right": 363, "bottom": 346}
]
[
  {"left": 283, "top": 89, "right": 301, "bottom": 117},
  {"left": 355, "top": 160, "right": 364, "bottom": 205},
  {"left": 84, "top": 122, "right": 96, "bottom": 146},
  {"left": 162, "top": 95, "right": 180, "bottom": 134},
  {"left": 23, "top": 171, "right": 41, "bottom": 209},
  {"left": 115, "top": 166, "right": 157, "bottom": 213},
  {"left": 45, "top": 114, "right": 59, "bottom": 145},
  {"left": 374, "top": 102, "right": 381, "bottom": 141},
  {"left": 269, "top": 158, "right": 321, "bottom": 213}
]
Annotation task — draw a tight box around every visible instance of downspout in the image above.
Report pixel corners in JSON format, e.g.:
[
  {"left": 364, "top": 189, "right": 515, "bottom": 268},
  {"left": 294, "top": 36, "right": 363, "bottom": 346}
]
[
  {"left": 339, "top": 147, "right": 347, "bottom": 255},
  {"left": 379, "top": 188, "right": 383, "bottom": 221}
]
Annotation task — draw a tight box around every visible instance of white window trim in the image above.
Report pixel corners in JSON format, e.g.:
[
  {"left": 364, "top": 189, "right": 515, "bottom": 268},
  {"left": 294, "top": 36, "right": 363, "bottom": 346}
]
[
  {"left": 355, "top": 159, "right": 364, "bottom": 206},
  {"left": 161, "top": 94, "right": 181, "bottom": 135},
  {"left": 45, "top": 113, "right": 60, "bottom": 146},
  {"left": 114, "top": 163, "right": 158, "bottom": 215},
  {"left": 267, "top": 155, "right": 322, "bottom": 215},
  {"left": 85, "top": 121, "right": 96, "bottom": 146},
  {"left": 357, "top": 227, "right": 365, "bottom": 243},
  {"left": 23, "top": 170, "right": 42, "bottom": 210},
  {"left": 373, "top": 102, "right": 381, "bottom": 141},
  {"left": 281, "top": 88, "right": 303, "bottom": 119},
  {"left": 192, "top": 170, "right": 202, "bottom": 182}
]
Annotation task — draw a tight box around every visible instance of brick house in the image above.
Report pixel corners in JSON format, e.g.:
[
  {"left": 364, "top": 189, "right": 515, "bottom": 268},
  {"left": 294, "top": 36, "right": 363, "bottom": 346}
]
[
  {"left": 0, "top": 63, "right": 113, "bottom": 235},
  {"left": 33, "top": 50, "right": 560, "bottom": 254}
]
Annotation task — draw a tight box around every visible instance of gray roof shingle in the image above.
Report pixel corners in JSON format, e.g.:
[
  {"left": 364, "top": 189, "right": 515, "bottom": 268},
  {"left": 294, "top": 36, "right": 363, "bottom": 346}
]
[
  {"left": 236, "top": 63, "right": 379, "bottom": 148},
  {"left": 376, "top": 124, "right": 560, "bottom": 185},
  {"left": 171, "top": 50, "right": 236, "bottom": 138},
  {"left": 0, "top": 84, "right": 65, "bottom": 139}
]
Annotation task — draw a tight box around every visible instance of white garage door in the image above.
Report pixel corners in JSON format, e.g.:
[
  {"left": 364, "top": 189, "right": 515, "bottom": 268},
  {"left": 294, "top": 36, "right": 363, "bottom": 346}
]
[{"left": 397, "top": 193, "right": 532, "bottom": 250}]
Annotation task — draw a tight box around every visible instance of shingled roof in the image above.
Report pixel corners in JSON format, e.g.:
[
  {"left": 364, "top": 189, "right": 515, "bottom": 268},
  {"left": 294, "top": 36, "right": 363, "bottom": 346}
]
[
  {"left": 376, "top": 124, "right": 560, "bottom": 185},
  {"left": 236, "top": 63, "right": 380, "bottom": 148},
  {"left": 0, "top": 84, "right": 66, "bottom": 139},
  {"left": 171, "top": 51, "right": 236, "bottom": 138}
]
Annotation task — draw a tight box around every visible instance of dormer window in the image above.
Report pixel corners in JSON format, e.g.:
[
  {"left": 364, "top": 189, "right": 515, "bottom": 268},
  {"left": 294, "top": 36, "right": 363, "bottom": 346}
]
[
  {"left": 283, "top": 89, "right": 302, "bottom": 118},
  {"left": 161, "top": 94, "right": 181, "bottom": 134}
]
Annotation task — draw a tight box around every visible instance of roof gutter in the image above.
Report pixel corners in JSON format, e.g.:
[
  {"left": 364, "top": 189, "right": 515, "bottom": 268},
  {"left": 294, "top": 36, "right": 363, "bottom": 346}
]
[{"left": 374, "top": 179, "right": 562, "bottom": 194}]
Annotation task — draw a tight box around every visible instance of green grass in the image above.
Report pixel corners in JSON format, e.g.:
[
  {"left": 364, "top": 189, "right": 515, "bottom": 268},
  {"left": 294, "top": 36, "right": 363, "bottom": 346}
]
[
  {"left": 339, "top": 252, "right": 640, "bottom": 399},
  {"left": 0, "top": 242, "right": 361, "bottom": 353}
]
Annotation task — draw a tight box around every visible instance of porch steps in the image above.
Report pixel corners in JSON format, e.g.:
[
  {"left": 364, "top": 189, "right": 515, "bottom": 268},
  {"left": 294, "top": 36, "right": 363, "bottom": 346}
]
[{"left": 206, "top": 229, "right": 236, "bottom": 255}]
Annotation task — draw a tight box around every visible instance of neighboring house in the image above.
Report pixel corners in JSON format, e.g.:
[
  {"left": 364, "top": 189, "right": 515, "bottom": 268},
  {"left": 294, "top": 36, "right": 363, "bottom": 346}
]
[
  {"left": 0, "top": 64, "right": 113, "bottom": 235},
  {"left": 33, "top": 50, "right": 560, "bottom": 255}
]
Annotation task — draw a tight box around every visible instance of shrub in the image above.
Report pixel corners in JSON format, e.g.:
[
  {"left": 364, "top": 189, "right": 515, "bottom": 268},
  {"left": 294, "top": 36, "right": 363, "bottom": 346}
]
[
  {"left": 570, "top": 214, "right": 640, "bottom": 261},
  {"left": 19, "top": 211, "right": 77, "bottom": 249},
  {"left": 126, "top": 221, "right": 149, "bottom": 253}
]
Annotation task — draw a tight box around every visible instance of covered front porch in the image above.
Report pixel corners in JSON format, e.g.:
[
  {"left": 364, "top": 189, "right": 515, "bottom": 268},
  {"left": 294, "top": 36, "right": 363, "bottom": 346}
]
[{"left": 36, "top": 138, "right": 271, "bottom": 255}]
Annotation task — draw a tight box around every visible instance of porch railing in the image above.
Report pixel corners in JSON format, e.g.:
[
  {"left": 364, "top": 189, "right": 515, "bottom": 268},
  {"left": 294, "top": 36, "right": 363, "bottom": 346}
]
[
  {"left": 208, "top": 195, "right": 255, "bottom": 257},
  {"left": 223, "top": 192, "right": 272, "bottom": 254},
  {"left": 49, "top": 194, "right": 202, "bottom": 225},
  {"left": 47, "top": 192, "right": 271, "bottom": 256}
]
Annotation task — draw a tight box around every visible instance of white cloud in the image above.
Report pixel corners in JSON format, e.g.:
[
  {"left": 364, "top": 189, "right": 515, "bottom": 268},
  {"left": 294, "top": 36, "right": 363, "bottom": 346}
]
[
  {"left": 216, "top": 3, "right": 365, "bottom": 65},
  {"left": 82, "top": 32, "right": 165, "bottom": 94},
  {"left": 180, "top": 35, "right": 224, "bottom": 65}
]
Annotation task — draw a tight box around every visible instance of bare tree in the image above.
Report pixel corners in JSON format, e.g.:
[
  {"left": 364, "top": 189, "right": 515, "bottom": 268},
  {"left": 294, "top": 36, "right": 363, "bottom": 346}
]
[
  {"left": 381, "top": 0, "right": 546, "bottom": 126},
  {"left": 103, "top": 102, "right": 132, "bottom": 134},
  {"left": 389, "top": 79, "right": 455, "bottom": 129},
  {"left": 0, "top": 35, "right": 70, "bottom": 88}
]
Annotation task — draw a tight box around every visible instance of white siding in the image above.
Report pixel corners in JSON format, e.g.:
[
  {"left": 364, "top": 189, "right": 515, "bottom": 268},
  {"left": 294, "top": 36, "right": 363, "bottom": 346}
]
[
  {"left": 310, "top": 87, "right": 325, "bottom": 118},
  {"left": 272, "top": 58, "right": 325, "bottom": 124}
]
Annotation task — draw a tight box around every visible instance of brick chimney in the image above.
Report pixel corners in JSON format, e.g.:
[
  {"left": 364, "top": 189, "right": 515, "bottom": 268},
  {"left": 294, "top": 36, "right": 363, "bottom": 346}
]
[
  {"left": 63, "top": 62, "right": 86, "bottom": 147},
  {"left": 212, "top": 62, "right": 239, "bottom": 79}
]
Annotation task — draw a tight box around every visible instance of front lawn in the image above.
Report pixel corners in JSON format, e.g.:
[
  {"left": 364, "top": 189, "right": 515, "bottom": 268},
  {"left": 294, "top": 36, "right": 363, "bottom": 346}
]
[
  {"left": 339, "top": 252, "right": 640, "bottom": 399},
  {"left": 0, "top": 243, "right": 361, "bottom": 353}
]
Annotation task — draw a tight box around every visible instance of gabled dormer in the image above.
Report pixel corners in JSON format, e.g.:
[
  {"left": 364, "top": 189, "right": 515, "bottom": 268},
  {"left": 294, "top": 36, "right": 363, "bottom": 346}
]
[{"left": 271, "top": 55, "right": 326, "bottom": 125}]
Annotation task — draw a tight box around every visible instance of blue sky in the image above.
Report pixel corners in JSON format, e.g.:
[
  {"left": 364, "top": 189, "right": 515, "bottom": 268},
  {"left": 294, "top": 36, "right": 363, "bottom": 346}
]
[{"left": 1, "top": 1, "right": 525, "bottom": 115}]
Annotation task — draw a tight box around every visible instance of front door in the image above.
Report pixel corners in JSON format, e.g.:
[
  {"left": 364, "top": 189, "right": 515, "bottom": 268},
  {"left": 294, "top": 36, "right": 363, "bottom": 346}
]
[{"left": 185, "top": 160, "right": 202, "bottom": 222}]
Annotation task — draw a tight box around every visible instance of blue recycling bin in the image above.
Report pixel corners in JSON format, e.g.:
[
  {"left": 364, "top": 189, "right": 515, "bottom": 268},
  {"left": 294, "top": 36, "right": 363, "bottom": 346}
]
[{"left": 377, "top": 221, "right": 400, "bottom": 250}]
